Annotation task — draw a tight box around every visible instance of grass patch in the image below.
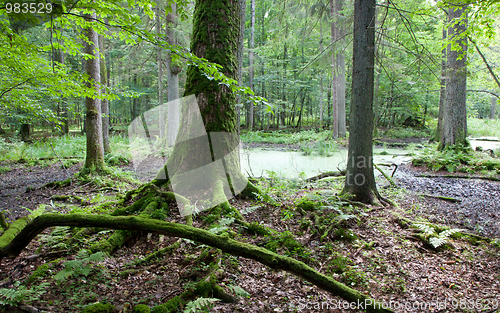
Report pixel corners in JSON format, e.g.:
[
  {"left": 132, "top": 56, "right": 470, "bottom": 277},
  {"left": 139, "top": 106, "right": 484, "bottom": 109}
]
[
  {"left": 468, "top": 118, "right": 500, "bottom": 138},
  {"left": 240, "top": 130, "right": 332, "bottom": 145}
]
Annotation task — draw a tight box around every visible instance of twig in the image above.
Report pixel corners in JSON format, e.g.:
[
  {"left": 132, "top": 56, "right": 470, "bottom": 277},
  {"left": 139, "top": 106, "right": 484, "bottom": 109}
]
[
  {"left": 374, "top": 163, "right": 398, "bottom": 188},
  {"left": 49, "top": 142, "right": 70, "bottom": 178},
  {"left": 421, "top": 194, "right": 462, "bottom": 203}
]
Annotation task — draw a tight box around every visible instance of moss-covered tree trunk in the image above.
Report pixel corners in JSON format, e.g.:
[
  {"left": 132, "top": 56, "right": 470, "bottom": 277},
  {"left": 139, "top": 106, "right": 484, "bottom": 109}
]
[
  {"left": 340, "top": 0, "right": 378, "bottom": 204},
  {"left": 154, "top": 0, "right": 254, "bottom": 217}
]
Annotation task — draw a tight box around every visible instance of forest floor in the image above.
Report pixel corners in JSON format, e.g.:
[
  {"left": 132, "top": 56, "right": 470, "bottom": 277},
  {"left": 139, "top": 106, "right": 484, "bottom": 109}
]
[{"left": 0, "top": 151, "right": 499, "bottom": 312}]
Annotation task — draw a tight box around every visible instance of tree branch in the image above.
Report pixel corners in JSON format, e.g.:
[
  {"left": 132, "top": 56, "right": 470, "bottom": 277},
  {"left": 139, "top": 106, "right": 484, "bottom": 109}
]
[{"left": 0, "top": 213, "right": 392, "bottom": 313}]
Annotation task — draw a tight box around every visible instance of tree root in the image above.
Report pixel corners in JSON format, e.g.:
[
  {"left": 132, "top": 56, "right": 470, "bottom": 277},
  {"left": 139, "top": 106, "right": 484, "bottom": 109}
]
[{"left": 0, "top": 213, "right": 393, "bottom": 313}]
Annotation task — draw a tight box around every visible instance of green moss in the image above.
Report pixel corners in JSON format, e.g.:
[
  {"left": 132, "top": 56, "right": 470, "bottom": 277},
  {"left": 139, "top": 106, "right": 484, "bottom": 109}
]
[
  {"left": 151, "top": 296, "right": 182, "bottom": 313},
  {"left": 333, "top": 228, "right": 357, "bottom": 242},
  {"left": 0, "top": 217, "right": 30, "bottom": 253},
  {"left": 244, "top": 221, "right": 271, "bottom": 236},
  {"left": 81, "top": 302, "right": 115, "bottom": 313},
  {"left": 26, "top": 258, "right": 62, "bottom": 283},
  {"left": 133, "top": 304, "right": 151, "bottom": 313}
]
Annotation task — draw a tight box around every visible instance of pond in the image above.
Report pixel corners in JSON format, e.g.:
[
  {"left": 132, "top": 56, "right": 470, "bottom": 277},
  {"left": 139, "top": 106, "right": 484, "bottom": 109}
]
[{"left": 241, "top": 146, "right": 411, "bottom": 178}]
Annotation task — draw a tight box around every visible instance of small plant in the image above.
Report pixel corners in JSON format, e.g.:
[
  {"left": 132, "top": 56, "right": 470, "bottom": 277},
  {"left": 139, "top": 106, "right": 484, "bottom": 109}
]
[
  {"left": 0, "top": 282, "right": 50, "bottom": 306},
  {"left": 39, "top": 226, "right": 72, "bottom": 251},
  {"left": 54, "top": 250, "right": 105, "bottom": 283},
  {"left": 183, "top": 297, "right": 219, "bottom": 313},
  {"left": 413, "top": 223, "right": 463, "bottom": 249},
  {"left": 81, "top": 302, "right": 115, "bottom": 313}
]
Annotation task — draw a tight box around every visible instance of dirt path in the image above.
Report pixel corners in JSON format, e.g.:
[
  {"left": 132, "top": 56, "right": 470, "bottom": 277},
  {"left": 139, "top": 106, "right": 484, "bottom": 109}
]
[{"left": 395, "top": 164, "right": 500, "bottom": 238}]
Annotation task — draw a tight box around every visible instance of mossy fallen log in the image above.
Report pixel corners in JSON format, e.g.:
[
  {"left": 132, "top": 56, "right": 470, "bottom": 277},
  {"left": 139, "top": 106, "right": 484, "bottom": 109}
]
[{"left": 0, "top": 213, "right": 392, "bottom": 313}]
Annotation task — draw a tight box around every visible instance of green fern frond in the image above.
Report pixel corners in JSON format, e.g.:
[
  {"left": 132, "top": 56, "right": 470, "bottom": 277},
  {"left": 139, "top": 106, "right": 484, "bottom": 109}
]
[
  {"left": 241, "top": 206, "right": 260, "bottom": 215},
  {"left": 413, "top": 223, "right": 436, "bottom": 236},
  {"left": 0, "top": 282, "right": 50, "bottom": 306},
  {"left": 183, "top": 297, "right": 219, "bottom": 313},
  {"left": 227, "top": 284, "right": 250, "bottom": 298},
  {"left": 429, "top": 236, "right": 448, "bottom": 249},
  {"left": 438, "top": 228, "right": 462, "bottom": 238}
]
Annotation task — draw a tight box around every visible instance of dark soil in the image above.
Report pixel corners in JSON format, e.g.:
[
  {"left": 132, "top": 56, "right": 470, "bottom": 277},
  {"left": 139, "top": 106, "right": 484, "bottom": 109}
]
[{"left": 0, "top": 158, "right": 499, "bottom": 313}]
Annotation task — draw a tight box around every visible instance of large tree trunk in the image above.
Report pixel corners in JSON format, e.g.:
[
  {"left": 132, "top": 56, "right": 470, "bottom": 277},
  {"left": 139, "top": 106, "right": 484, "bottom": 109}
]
[
  {"left": 247, "top": 0, "right": 256, "bottom": 131},
  {"left": 341, "top": 0, "right": 378, "bottom": 204},
  {"left": 83, "top": 13, "right": 105, "bottom": 171},
  {"left": 99, "top": 34, "right": 110, "bottom": 154},
  {"left": 440, "top": 4, "right": 468, "bottom": 149},
  {"left": 156, "top": 0, "right": 249, "bottom": 216},
  {"left": 166, "top": 2, "right": 181, "bottom": 147}
]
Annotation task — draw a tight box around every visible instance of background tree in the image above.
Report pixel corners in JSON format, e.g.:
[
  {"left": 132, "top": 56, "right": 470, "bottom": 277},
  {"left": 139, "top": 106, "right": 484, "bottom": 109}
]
[{"left": 82, "top": 13, "right": 105, "bottom": 171}]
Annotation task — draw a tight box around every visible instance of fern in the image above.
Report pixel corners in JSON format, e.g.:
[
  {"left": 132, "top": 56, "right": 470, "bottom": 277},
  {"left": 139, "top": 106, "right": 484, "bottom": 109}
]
[
  {"left": 413, "top": 224, "right": 463, "bottom": 249},
  {"left": 241, "top": 206, "right": 260, "bottom": 215},
  {"left": 183, "top": 297, "right": 219, "bottom": 313},
  {"left": 227, "top": 284, "right": 250, "bottom": 298},
  {"left": 39, "top": 226, "right": 71, "bottom": 250},
  {"left": 413, "top": 223, "right": 436, "bottom": 236},
  {"left": 54, "top": 251, "right": 105, "bottom": 283},
  {"left": 0, "top": 282, "right": 50, "bottom": 306}
]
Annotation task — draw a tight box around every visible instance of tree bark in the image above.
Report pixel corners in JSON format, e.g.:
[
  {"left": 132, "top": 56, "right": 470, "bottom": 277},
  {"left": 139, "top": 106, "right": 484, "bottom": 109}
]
[
  {"left": 440, "top": 4, "right": 468, "bottom": 149},
  {"left": 0, "top": 213, "right": 392, "bottom": 313},
  {"left": 83, "top": 13, "right": 105, "bottom": 171},
  {"left": 341, "top": 0, "right": 378, "bottom": 203}
]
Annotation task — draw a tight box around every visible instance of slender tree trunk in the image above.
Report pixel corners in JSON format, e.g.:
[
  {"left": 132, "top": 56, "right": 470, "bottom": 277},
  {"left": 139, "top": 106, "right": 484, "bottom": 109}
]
[
  {"left": 247, "top": 0, "right": 256, "bottom": 131},
  {"left": 491, "top": 96, "right": 497, "bottom": 119},
  {"left": 166, "top": 2, "right": 181, "bottom": 147},
  {"left": 434, "top": 27, "right": 447, "bottom": 142},
  {"left": 341, "top": 0, "right": 378, "bottom": 203},
  {"left": 336, "top": 0, "right": 346, "bottom": 137},
  {"left": 236, "top": 0, "right": 246, "bottom": 133},
  {"left": 83, "top": 13, "right": 105, "bottom": 171},
  {"left": 157, "top": 3, "right": 165, "bottom": 139},
  {"left": 440, "top": 4, "right": 468, "bottom": 149},
  {"left": 99, "top": 34, "right": 110, "bottom": 154}
]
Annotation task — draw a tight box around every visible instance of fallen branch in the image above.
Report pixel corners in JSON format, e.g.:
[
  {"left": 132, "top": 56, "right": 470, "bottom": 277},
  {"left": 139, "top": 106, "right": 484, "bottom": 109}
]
[
  {"left": 374, "top": 164, "right": 398, "bottom": 188},
  {"left": 305, "top": 171, "right": 345, "bottom": 182},
  {"left": 416, "top": 174, "right": 499, "bottom": 182},
  {"left": 0, "top": 213, "right": 392, "bottom": 313},
  {"left": 421, "top": 194, "right": 462, "bottom": 203}
]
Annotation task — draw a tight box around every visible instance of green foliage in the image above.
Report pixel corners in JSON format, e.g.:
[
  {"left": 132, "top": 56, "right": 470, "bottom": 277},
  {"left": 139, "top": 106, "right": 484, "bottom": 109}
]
[
  {"left": 299, "top": 140, "right": 338, "bottom": 157},
  {"left": 413, "top": 223, "right": 463, "bottom": 249},
  {"left": 54, "top": 250, "right": 105, "bottom": 283},
  {"left": 382, "top": 127, "right": 431, "bottom": 139},
  {"left": 39, "top": 226, "right": 72, "bottom": 251},
  {"left": 0, "top": 282, "right": 50, "bottom": 306},
  {"left": 81, "top": 302, "right": 115, "bottom": 313},
  {"left": 327, "top": 252, "right": 352, "bottom": 274},
  {"left": 468, "top": 118, "right": 500, "bottom": 138},
  {"left": 412, "top": 144, "right": 500, "bottom": 173},
  {"left": 240, "top": 130, "right": 331, "bottom": 145},
  {"left": 183, "top": 297, "right": 219, "bottom": 313}
]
